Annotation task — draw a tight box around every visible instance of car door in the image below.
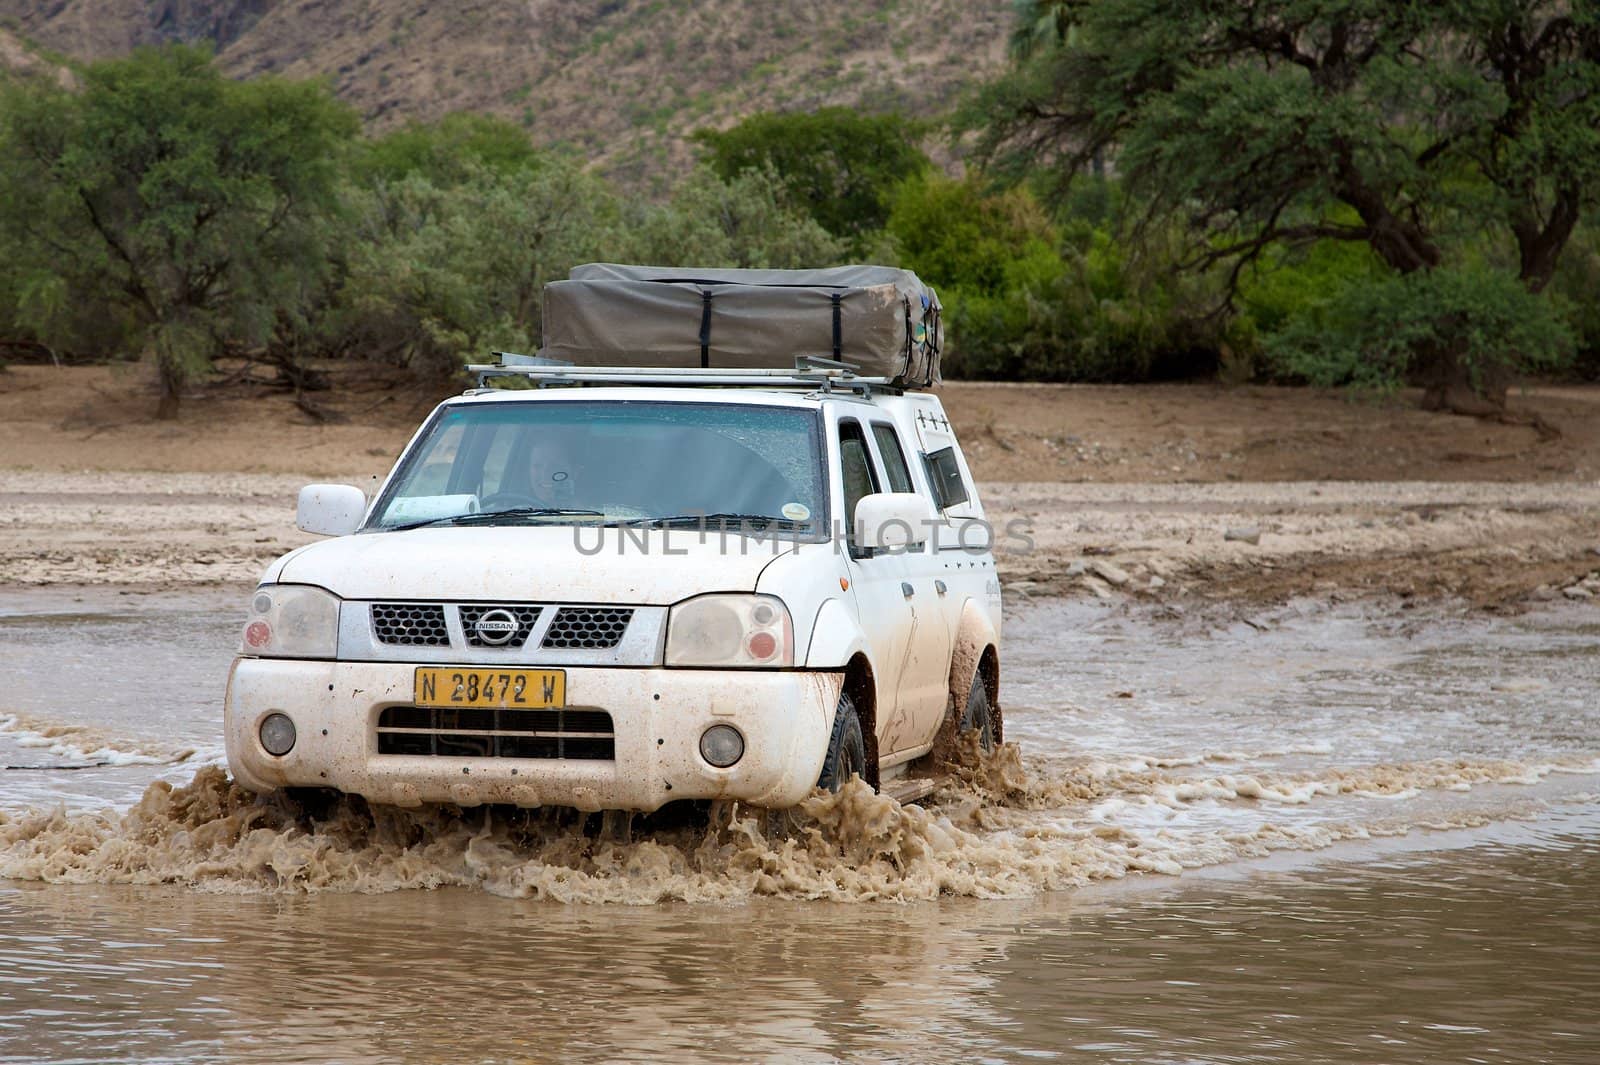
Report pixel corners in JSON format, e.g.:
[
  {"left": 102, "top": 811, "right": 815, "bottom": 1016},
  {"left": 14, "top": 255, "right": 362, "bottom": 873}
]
[
  {"left": 834, "top": 416, "right": 920, "bottom": 758},
  {"left": 863, "top": 418, "right": 953, "bottom": 752},
  {"left": 875, "top": 414, "right": 965, "bottom": 650}
]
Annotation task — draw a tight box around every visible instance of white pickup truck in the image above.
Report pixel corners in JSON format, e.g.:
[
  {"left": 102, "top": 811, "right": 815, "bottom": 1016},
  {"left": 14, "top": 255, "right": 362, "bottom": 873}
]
[{"left": 224, "top": 361, "right": 1002, "bottom": 812}]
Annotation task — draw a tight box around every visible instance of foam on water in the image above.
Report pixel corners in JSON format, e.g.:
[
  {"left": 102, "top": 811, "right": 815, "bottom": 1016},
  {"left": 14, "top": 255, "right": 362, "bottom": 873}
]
[{"left": 0, "top": 710, "right": 200, "bottom": 767}]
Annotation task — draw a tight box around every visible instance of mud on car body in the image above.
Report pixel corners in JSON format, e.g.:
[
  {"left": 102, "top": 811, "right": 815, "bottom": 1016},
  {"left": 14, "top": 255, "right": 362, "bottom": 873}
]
[{"left": 224, "top": 363, "right": 1002, "bottom": 813}]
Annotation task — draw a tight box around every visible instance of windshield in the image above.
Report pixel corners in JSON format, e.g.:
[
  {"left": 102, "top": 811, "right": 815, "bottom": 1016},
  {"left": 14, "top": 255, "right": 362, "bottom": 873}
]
[{"left": 368, "top": 399, "right": 828, "bottom": 534}]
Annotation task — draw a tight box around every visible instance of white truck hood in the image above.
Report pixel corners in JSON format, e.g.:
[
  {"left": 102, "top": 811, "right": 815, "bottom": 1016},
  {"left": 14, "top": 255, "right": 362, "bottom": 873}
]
[{"left": 273, "top": 526, "right": 793, "bottom": 604}]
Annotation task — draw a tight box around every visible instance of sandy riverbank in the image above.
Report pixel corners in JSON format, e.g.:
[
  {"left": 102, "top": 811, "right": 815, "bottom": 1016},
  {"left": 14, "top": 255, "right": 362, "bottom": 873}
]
[{"left": 2, "top": 365, "right": 1597, "bottom": 606}]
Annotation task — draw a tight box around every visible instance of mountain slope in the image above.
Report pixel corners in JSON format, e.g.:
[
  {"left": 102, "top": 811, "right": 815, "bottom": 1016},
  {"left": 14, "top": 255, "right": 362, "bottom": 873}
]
[
  {"left": 0, "top": 24, "right": 74, "bottom": 86},
  {"left": 1, "top": 1, "right": 1014, "bottom": 186}
]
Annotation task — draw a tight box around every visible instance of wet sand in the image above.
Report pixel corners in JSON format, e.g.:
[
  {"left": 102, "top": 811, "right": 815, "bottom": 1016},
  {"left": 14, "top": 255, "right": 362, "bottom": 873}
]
[
  {"left": 4, "top": 470, "right": 1599, "bottom": 608},
  {"left": 5, "top": 364, "right": 1599, "bottom": 604}
]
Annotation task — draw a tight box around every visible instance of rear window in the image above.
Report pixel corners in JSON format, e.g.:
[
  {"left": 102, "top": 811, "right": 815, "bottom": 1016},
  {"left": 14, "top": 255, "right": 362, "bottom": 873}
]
[{"left": 923, "top": 447, "right": 969, "bottom": 510}]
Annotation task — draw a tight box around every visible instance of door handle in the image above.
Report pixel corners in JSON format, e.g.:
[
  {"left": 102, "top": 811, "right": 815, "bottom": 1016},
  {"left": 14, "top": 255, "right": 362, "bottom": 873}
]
[
  {"left": 901, "top": 582, "right": 915, "bottom": 599},
  {"left": 935, "top": 580, "right": 948, "bottom": 596}
]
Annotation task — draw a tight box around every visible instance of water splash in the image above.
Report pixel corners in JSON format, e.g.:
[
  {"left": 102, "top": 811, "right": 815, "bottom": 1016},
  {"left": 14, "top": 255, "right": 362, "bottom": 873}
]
[{"left": 4, "top": 742, "right": 1590, "bottom": 903}]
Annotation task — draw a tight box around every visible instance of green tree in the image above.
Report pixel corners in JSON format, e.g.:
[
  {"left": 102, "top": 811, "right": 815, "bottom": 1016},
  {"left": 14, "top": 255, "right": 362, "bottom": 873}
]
[
  {"left": 889, "top": 174, "right": 1222, "bottom": 380},
  {"left": 331, "top": 163, "right": 843, "bottom": 377},
  {"left": 624, "top": 166, "right": 847, "bottom": 270},
  {"left": 693, "top": 108, "right": 931, "bottom": 241},
  {"left": 969, "top": 1, "right": 1600, "bottom": 412},
  {"left": 335, "top": 160, "right": 623, "bottom": 376},
  {"left": 886, "top": 174, "right": 1063, "bottom": 376},
  {"left": 356, "top": 112, "right": 544, "bottom": 185},
  {"left": 1547, "top": 221, "right": 1600, "bottom": 378},
  {"left": 0, "top": 45, "right": 357, "bottom": 417}
]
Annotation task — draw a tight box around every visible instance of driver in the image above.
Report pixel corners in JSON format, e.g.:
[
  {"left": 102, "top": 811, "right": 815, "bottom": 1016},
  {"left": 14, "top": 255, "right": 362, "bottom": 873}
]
[{"left": 526, "top": 428, "right": 585, "bottom": 508}]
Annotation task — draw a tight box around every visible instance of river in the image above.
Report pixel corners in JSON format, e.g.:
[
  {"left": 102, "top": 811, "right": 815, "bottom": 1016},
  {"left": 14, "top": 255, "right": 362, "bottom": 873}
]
[{"left": 1, "top": 588, "right": 1596, "bottom": 1063}]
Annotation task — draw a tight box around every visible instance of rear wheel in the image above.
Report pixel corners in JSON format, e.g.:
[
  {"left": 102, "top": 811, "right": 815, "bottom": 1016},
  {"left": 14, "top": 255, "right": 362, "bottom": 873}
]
[
  {"left": 958, "top": 675, "right": 995, "bottom": 753},
  {"left": 817, "top": 692, "right": 867, "bottom": 792}
]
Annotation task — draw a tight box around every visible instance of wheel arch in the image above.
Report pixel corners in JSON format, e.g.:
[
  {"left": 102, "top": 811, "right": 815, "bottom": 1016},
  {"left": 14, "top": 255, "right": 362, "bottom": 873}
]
[{"left": 948, "top": 599, "right": 1002, "bottom": 745}]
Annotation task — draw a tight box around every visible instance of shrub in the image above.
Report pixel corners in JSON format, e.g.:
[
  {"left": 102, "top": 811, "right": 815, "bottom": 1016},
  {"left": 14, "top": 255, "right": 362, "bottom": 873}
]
[
  {"left": 1268, "top": 266, "right": 1574, "bottom": 400},
  {"left": 622, "top": 166, "right": 847, "bottom": 270}
]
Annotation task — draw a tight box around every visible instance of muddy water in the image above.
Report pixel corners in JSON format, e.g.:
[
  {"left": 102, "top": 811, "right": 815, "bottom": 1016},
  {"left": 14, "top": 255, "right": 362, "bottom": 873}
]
[{"left": 1, "top": 588, "right": 1598, "bottom": 1062}]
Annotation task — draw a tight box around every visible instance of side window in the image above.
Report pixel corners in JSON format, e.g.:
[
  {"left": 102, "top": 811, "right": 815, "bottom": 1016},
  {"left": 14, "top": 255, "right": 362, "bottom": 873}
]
[
  {"left": 838, "top": 420, "right": 880, "bottom": 545},
  {"left": 870, "top": 423, "right": 915, "bottom": 494},
  {"left": 923, "top": 447, "right": 970, "bottom": 510}
]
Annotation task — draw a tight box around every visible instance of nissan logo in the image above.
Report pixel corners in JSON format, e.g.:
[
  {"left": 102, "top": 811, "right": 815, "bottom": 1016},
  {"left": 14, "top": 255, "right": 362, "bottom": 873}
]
[{"left": 473, "top": 609, "right": 520, "bottom": 646}]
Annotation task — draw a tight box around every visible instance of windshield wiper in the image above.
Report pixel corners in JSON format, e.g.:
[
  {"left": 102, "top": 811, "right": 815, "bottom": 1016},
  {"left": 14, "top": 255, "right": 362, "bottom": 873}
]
[
  {"left": 385, "top": 507, "right": 603, "bottom": 531},
  {"left": 617, "top": 512, "right": 810, "bottom": 529}
]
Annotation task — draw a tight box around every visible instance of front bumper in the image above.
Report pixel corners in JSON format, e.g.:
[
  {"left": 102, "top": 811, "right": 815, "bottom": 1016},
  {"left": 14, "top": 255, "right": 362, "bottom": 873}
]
[{"left": 223, "top": 658, "right": 842, "bottom": 812}]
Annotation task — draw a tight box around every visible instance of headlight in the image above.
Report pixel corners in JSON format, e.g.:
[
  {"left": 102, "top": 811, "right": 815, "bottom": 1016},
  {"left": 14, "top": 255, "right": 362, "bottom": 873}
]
[
  {"left": 240, "top": 584, "right": 341, "bottom": 659},
  {"left": 666, "top": 594, "right": 793, "bottom": 668}
]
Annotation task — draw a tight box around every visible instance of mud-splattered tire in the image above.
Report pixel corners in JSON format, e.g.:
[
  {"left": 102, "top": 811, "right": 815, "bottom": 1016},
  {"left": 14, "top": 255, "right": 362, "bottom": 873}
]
[
  {"left": 817, "top": 692, "right": 867, "bottom": 792},
  {"left": 284, "top": 786, "right": 340, "bottom": 823},
  {"left": 958, "top": 675, "right": 995, "bottom": 753}
]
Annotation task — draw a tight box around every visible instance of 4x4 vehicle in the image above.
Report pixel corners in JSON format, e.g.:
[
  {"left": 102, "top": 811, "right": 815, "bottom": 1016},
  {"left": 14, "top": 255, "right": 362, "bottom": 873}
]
[{"left": 226, "top": 270, "right": 1002, "bottom": 812}]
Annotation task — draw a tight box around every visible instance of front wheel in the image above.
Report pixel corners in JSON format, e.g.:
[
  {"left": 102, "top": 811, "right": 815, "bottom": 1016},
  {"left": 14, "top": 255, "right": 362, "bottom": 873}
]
[{"left": 817, "top": 692, "right": 867, "bottom": 792}]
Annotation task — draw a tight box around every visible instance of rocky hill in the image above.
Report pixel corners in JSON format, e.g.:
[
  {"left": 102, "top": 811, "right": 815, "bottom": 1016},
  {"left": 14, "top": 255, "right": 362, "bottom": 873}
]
[
  {"left": 0, "top": 24, "right": 72, "bottom": 86},
  {"left": 0, "top": 0, "right": 1014, "bottom": 187}
]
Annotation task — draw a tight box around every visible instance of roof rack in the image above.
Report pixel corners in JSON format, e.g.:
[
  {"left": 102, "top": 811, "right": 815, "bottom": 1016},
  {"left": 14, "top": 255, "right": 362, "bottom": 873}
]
[{"left": 465, "top": 352, "right": 897, "bottom": 395}]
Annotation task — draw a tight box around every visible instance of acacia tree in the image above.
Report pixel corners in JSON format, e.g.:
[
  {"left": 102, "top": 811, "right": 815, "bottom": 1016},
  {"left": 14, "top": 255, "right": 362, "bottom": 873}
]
[
  {"left": 0, "top": 46, "right": 357, "bottom": 417},
  {"left": 693, "top": 108, "right": 930, "bottom": 242},
  {"left": 970, "top": 0, "right": 1600, "bottom": 413},
  {"left": 334, "top": 159, "right": 624, "bottom": 377}
]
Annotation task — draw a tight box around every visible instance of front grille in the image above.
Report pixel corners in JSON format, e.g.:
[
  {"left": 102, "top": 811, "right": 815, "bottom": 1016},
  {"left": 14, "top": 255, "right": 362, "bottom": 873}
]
[
  {"left": 459, "top": 604, "right": 543, "bottom": 648},
  {"left": 542, "top": 607, "right": 633, "bottom": 649},
  {"left": 371, "top": 603, "right": 450, "bottom": 646},
  {"left": 375, "top": 706, "right": 615, "bottom": 760}
]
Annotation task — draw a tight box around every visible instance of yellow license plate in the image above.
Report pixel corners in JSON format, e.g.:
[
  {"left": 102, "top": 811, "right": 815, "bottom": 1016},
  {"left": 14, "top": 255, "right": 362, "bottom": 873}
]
[{"left": 413, "top": 668, "right": 566, "bottom": 709}]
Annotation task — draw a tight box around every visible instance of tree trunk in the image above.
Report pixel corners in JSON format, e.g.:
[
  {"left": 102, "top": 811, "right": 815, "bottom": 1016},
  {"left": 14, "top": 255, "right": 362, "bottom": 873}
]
[
  {"left": 1416, "top": 339, "right": 1508, "bottom": 416},
  {"left": 155, "top": 353, "right": 183, "bottom": 420}
]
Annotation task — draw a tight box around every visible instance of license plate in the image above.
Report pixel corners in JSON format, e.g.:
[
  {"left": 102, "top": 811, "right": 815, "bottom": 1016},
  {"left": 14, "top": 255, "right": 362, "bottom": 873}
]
[{"left": 413, "top": 668, "right": 565, "bottom": 709}]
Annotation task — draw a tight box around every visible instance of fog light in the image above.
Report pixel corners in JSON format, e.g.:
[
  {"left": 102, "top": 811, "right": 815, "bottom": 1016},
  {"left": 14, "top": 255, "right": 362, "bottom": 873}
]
[
  {"left": 699, "top": 724, "right": 744, "bottom": 768},
  {"left": 259, "top": 713, "right": 297, "bottom": 756}
]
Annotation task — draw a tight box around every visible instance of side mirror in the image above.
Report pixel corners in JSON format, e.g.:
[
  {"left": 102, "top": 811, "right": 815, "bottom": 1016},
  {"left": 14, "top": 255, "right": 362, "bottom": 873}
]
[
  {"left": 297, "top": 484, "right": 367, "bottom": 536},
  {"left": 855, "top": 492, "right": 935, "bottom": 551}
]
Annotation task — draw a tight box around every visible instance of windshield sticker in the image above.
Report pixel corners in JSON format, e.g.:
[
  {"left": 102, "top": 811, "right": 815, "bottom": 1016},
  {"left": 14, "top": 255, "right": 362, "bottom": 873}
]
[
  {"left": 384, "top": 494, "right": 479, "bottom": 524},
  {"left": 782, "top": 502, "right": 811, "bottom": 522}
]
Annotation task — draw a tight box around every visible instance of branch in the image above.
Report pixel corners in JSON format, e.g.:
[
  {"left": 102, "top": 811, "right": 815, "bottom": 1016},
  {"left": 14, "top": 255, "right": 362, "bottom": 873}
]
[
  {"left": 1182, "top": 221, "right": 1371, "bottom": 273},
  {"left": 1415, "top": 134, "right": 1458, "bottom": 169},
  {"left": 76, "top": 189, "right": 160, "bottom": 320}
]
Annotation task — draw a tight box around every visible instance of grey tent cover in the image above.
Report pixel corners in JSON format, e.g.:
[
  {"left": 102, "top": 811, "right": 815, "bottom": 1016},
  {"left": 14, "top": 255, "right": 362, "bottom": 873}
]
[{"left": 541, "top": 263, "right": 942, "bottom": 389}]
